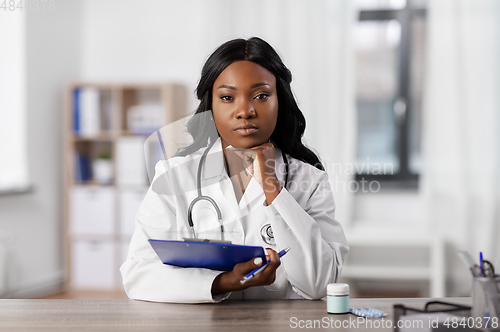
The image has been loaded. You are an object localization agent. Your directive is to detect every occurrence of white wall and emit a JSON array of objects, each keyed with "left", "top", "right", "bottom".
[
  {"left": 353, "top": 190, "right": 425, "bottom": 229},
  {"left": 81, "top": 0, "right": 211, "bottom": 112},
  {"left": 0, "top": 1, "right": 82, "bottom": 298}
]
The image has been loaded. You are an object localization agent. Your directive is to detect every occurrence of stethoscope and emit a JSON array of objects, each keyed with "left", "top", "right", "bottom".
[{"left": 187, "top": 139, "right": 289, "bottom": 244}]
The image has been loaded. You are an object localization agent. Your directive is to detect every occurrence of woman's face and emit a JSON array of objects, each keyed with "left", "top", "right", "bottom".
[{"left": 212, "top": 60, "right": 278, "bottom": 149}]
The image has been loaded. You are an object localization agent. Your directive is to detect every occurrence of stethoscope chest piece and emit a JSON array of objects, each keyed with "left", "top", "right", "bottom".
[{"left": 260, "top": 224, "right": 275, "bottom": 245}]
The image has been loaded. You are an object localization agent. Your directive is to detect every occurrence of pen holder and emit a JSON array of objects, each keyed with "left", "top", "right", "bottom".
[{"left": 472, "top": 275, "right": 500, "bottom": 330}]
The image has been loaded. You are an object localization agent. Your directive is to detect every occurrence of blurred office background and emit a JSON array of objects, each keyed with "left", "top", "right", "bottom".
[{"left": 0, "top": 0, "right": 499, "bottom": 299}]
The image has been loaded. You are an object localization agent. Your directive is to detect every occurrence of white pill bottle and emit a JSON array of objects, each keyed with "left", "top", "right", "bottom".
[{"left": 327, "top": 283, "right": 349, "bottom": 314}]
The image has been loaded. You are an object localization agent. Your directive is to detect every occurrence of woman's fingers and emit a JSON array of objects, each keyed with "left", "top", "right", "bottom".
[
  {"left": 225, "top": 147, "right": 256, "bottom": 177},
  {"left": 266, "top": 248, "right": 280, "bottom": 269},
  {"left": 211, "top": 246, "right": 281, "bottom": 295},
  {"left": 258, "top": 249, "right": 280, "bottom": 284},
  {"left": 225, "top": 146, "right": 245, "bottom": 159},
  {"left": 226, "top": 143, "right": 277, "bottom": 189},
  {"left": 232, "top": 249, "right": 280, "bottom": 288},
  {"left": 226, "top": 146, "right": 257, "bottom": 161}
]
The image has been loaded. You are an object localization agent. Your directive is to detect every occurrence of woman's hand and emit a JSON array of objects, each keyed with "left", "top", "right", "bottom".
[
  {"left": 211, "top": 249, "right": 280, "bottom": 297},
  {"left": 226, "top": 142, "right": 281, "bottom": 204}
]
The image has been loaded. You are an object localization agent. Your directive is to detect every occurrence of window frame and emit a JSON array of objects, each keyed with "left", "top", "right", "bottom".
[
  {"left": 0, "top": 10, "right": 31, "bottom": 195},
  {"left": 355, "top": 5, "right": 426, "bottom": 188}
]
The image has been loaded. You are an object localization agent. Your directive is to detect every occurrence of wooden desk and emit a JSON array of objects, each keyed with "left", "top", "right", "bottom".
[{"left": 0, "top": 297, "right": 471, "bottom": 331}]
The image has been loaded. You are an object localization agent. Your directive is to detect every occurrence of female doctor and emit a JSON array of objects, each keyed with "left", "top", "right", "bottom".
[{"left": 120, "top": 37, "right": 349, "bottom": 303}]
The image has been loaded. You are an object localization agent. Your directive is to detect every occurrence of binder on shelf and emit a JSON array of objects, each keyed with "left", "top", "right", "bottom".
[
  {"left": 74, "top": 152, "right": 91, "bottom": 182},
  {"left": 80, "top": 88, "right": 101, "bottom": 137},
  {"left": 73, "top": 88, "right": 101, "bottom": 137},
  {"left": 73, "top": 89, "right": 80, "bottom": 133},
  {"left": 99, "top": 90, "right": 113, "bottom": 132}
]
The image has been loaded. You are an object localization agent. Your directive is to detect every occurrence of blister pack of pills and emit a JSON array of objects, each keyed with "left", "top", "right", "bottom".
[{"left": 349, "top": 307, "right": 388, "bottom": 318}]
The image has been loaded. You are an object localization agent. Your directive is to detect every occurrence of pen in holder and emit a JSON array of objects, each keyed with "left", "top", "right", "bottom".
[{"left": 472, "top": 275, "right": 500, "bottom": 330}]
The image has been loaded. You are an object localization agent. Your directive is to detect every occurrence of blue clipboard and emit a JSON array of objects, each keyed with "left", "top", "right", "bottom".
[{"left": 148, "top": 239, "right": 266, "bottom": 271}]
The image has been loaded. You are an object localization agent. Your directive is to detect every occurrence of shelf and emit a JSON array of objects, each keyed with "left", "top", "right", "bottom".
[
  {"left": 69, "top": 234, "right": 117, "bottom": 242},
  {"left": 72, "top": 181, "right": 114, "bottom": 187},
  {"left": 63, "top": 82, "right": 187, "bottom": 291},
  {"left": 118, "top": 130, "right": 158, "bottom": 137},
  {"left": 72, "top": 132, "right": 116, "bottom": 142}
]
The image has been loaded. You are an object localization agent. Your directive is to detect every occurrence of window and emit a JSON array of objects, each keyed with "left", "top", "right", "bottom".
[
  {"left": 0, "top": 10, "right": 30, "bottom": 194},
  {"left": 354, "top": 0, "right": 426, "bottom": 187}
]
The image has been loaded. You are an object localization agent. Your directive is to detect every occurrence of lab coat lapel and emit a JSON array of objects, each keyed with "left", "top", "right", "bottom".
[
  {"left": 218, "top": 175, "right": 242, "bottom": 219},
  {"left": 238, "top": 177, "right": 263, "bottom": 216},
  {"left": 200, "top": 138, "right": 225, "bottom": 182},
  {"left": 199, "top": 138, "right": 243, "bottom": 219}
]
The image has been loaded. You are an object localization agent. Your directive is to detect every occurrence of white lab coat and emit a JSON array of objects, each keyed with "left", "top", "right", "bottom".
[{"left": 120, "top": 138, "right": 348, "bottom": 303}]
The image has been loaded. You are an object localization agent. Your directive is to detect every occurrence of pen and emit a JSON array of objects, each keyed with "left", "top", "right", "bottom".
[
  {"left": 240, "top": 247, "right": 291, "bottom": 285},
  {"left": 480, "top": 252, "right": 484, "bottom": 275}
]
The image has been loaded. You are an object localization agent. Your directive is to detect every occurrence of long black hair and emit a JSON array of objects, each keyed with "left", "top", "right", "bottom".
[{"left": 177, "top": 37, "right": 324, "bottom": 171}]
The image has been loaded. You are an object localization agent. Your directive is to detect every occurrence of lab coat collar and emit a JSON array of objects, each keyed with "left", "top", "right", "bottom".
[
  {"left": 200, "top": 137, "right": 226, "bottom": 181},
  {"left": 151, "top": 137, "right": 287, "bottom": 197},
  {"left": 151, "top": 138, "right": 225, "bottom": 195}
]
